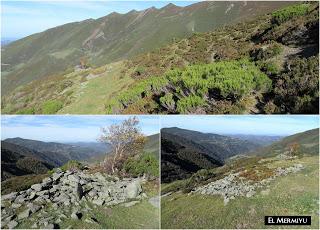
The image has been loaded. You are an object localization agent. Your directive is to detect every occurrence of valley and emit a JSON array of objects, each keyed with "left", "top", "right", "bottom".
[
  {"left": 160, "top": 125, "right": 319, "bottom": 229},
  {"left": 2, "top": 1, "right": 318, "bottom": 115}
]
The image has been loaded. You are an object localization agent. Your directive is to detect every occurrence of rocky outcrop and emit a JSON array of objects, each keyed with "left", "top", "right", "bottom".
[
  {"left": 1, "top": 169, "right": 146, "bottom": 229},
  {"left": 193, "top": 164, "right": 304, "bottom": 205}
]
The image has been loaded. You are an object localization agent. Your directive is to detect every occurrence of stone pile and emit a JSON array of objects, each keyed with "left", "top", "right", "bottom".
[
  {"left": 1, "top": 169, "right": 145, "bottom": 229},
  {"left": 193, "top": 164, "right": 304, "bottom": 205}
]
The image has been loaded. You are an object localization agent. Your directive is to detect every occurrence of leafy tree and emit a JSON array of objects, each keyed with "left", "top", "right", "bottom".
[{"left": 99, "top": 117, "right": 146, "bottom": 174}]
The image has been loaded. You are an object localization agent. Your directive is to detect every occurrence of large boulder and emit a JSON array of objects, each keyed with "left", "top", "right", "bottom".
[
  {"left": 125, "top": 180, "right": 142, "bottom": 199},
  {"left": 1, "top": 192, "right": 18, "bottom": 201},
  {"left": 31, "top": 184, "right": 42, "bottom": 192}
]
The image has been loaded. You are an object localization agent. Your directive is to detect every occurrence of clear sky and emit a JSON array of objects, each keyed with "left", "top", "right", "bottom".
[
  {"left": 1, "top": 0, "right": 199, "bottom": 38},
  {"left": 1, "top": 115, "right": 160, "bottom": 142},
  {"left": 160, "top": 115, "right": 319, "bottom": 136}
]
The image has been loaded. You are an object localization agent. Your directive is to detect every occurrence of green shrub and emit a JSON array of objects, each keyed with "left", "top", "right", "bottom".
[
  {"left": 61, "top": 160, "right": 84, "bottom": 172},
  {"left": 252, "top": 42, "right": 283, "bottom": 61},
  {"left": 160, "top": 93, "right": 176, "bottom": 112},
  {"left": 258, "top": 61, "right": 280, "bottom": 75},
  {"left": 176, "top": 95, "right": 206, "bottom": 113},
  {"left": 123, "top": 152, "right": 159, "bottom": 177},
  {"left": 41, "top": 100, "right": 63, "bottom": 114},
  {"left": 272, "top": 4, "right": 310, "bottom": 25},
  {"left": 107, "top": 59, "right": 272, "bottom": 114}
]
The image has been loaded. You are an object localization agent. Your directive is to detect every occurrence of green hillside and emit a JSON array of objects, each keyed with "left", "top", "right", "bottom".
[
  {"left": 2, "top": 1, "right": 293, "bottom": 95},
  {"left": 2, "top": 2, "right": 317, "bottom": 114},
  {"left": 254, "top": 128, "right": 319, "bottom": 156}
]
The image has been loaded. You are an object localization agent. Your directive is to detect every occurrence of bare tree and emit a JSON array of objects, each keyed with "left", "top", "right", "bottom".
[{"left": 99, "top": 117, "right": 146, "bottom": 174}]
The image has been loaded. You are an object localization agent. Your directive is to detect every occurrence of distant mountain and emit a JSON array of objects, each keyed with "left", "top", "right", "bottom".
[
  {"left": 3, "top": 138, "right": 107, "bottom": 166},
  {"left": 228, "top": 134, "right": 283, "bottom": 147},
  {"left": 253, "top": 128, "right": 319, "bottom": 156},
  {"left": 65, "top": 142, "right": 111, "bottom": 153},
  {"left": 1, "top": 141, "right": 54, "bottom": 181},
  {"left": 1, "top": 38, "right": 18, "bottom": 47},
  {"left": 144, "top": 134, "right": 160, "bottom": 157},
  {"left": 161, "top": 127, "right": 261, "bottom": 183},
  {"left": 1, "top": 1, "right": 295, "bottom": 94}
]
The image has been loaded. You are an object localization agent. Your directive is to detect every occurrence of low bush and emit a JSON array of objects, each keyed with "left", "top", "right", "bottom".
[
  {"left": 61, "top": 160, "right": 84, "bottom": 172},
  {"left": 123, "top": 152, "right": 159, "bottom": 178},
  {"left": 272, "top": 4, "right": 310, "bottom": 25},
  {"left": 106, "top": 59, "right": 272, "bottom": 114},
  {"left": 273, "top": 56, "right": 318, "bottom": 113}
]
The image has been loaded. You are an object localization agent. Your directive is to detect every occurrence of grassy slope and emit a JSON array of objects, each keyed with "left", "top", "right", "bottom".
[
  {"left": 58, "top": 62, "right": 133, "bottom": 114},
  {"left": 161, "top": 155, "right": 319, "bottom": 229},
  {"left": 255, "top": 128, "right": 319, "bottom": 156}
]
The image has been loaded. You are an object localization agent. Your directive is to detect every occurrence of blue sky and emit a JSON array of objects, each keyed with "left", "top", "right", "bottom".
[
  {"left": 160, "top": 115, "right": 319, "bottom": 136},
  {"left": 1, "top": 0, "right": 199, "bottom": 38},
  {"left": 1, "top": 115, "right": 160, "bottom": 142}
]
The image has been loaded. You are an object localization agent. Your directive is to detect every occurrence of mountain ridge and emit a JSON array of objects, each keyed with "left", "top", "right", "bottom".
[{"left": 1, "top": 1, "right": 296, "bottom": 94}]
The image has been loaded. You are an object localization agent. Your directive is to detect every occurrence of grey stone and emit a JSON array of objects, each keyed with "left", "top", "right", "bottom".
[
  {"left": 88, "top": 189, "right": 97, "bottom": 197},
  {"left": 44, "top": 223, "right": 55, "bottom": 229},
  {"left": 11, "top": 203, "right": 21, "bottom": 209},
  {"left": 68, "top": 174, "right": 80, "bottom": 183},
  {"left": 7, "top": 220, "right": 18, "bottom": 229},
  {"left": 17, "top": 208, "right": 31, "bottom": 220},
  {"left": 123, "top": 201, "right": 140, "bottom": 207},
  {"left": 148, "top": 196, "right": 160, "bottom": 208},
  {"left": 52, "top": 172, "right": 63, "bottom": 181},
  {"left": 1, "top": 192, "right": 18, "bottom": 201},
  {"left": 31, "top": 184, "right": 42, "bottom": 192},
  {"left": 27, "top": 203, "right": 41, "bottom": 213},
  {"left": 71, "top": 211, "right": 82, "bottom": 220},
  {"left": 29, "top": 192, "right": 37, "bottom": 200},
  {"left": 126, "top": 180, "right": 142, "bottom": 199},
  {"left": 75, "top": 183, "right": 83, "bottom": 200},
  {"left": 92, "top": 198, "right": 104, "bottom": 206}
]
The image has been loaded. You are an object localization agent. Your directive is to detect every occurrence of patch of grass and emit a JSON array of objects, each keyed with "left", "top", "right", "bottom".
[
  {"left": 59, "top": 61, "right": 134, "bottom": 114},
  {"left": 16, "top": 198, "right": 159, "bottom": 229},
  {"left": 41, "top": 100, "right": 63, "bottom": 114}
]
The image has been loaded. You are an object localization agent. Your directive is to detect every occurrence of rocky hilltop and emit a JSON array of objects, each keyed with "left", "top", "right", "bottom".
[{"left": 1, "top": 169, "right": 157, "bottom": 229}]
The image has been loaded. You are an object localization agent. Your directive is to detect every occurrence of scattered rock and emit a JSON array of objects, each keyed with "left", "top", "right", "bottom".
[{"left": 194, "top": 163, "right": 305, "bottom": 204}]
